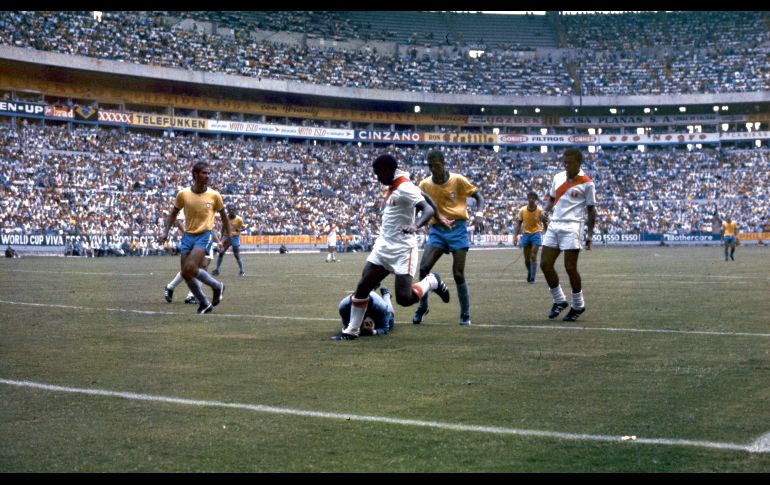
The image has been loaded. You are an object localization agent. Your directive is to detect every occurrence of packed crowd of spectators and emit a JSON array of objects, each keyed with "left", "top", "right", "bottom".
[
  {"left": 0, "top": 11, "right": 572, "bottom": 96},
  {"left": 1, "top": 122, "right": 767, "bottom": 250},
  {"left": 561, "top": 11, "right": 768, "bottom": 52},
  {"left": 1, "top": 11, "right": 767, "bottom": 96}
]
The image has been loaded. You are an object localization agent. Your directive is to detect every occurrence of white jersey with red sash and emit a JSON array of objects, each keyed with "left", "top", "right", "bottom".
[
  {"left": 549, "top": 169, "right": 596, "bottom": 223},
  {"left": 377, "top": 169, "right": 425, "bottom": 252},
  {"left": 326, "top": 224, "right": 338, "bottom": 246}
]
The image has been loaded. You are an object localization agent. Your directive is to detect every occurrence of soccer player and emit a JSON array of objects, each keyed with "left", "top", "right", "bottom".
[
  {"left": 159, "top": 162, "right": 231, "bottom": 314},
  {"left": 721, "top": 215, "right": 739, "bottom": 261},
  {"left": 212, "top": 206, "right": 246, "bottom": 277},
  {"left": 513, "top": 191, "right": 546, "bottom": 284},
  {"left": 331, "top": 153, "right": 450, "bottom": 341},
  {"left": 163, "top": 209, "right": 223, "bottom": 304},
  {"left": 337, "top": 287, "right": 395, "bottom": 337},
  {"left": 324, "top": 221, "right": 338, "bottom": 263},
  {"left": 413, "top": 149, "right": 484, "bottom": 326},
  {"left": 540, "top": 148, "right": 596, "bottom": 322}
]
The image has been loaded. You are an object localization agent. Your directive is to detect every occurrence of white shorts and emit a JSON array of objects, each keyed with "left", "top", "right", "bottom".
[
  {"left": 327, "top": 236, "right": 337, "bottom": 248},
  {"left": 366, "top": 240, "right": 419, "bottom": 276},
  {"left": 543, "top": 221, "right": 584, "bottom": 251}
]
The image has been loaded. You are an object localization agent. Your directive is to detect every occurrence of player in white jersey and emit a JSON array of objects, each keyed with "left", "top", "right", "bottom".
[
  {"left": 331, "top": 154, "right": 451, "bottom": 341},
  {"left": 325, "top": 222, "right": 338, "bottom": 262},
  {"left": 540, "top": 148, "right": 597, "bottom": 322}
]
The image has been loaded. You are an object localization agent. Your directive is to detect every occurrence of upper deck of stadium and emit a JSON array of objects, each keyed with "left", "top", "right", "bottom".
[{"left": 0, "top": 10, "right": 768, "bottom": 112}]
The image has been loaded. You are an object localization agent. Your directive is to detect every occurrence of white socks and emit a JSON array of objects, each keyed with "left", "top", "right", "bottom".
[
  {"left": 572, "top": 290, "right": 585, "bottom": 310},
  {"left": 167, "top": 272, "right": 184, "bottom": 289},
  {"left": 415, "top": 273, "right": 438, "bottom": 297},
  {"left": 550, "top": 285, "right": 568, "bottom": 304},
  {"left": 344, "top": 296, "right": 370, "bottom": 336}
]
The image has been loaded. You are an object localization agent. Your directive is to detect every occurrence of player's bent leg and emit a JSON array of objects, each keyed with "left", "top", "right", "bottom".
[
  {"left": 529, "top": 246, "right": 540, "bottom": 284},
  {"left": 540, "top": 246, "right": 561, "bottom": 288},
  {"left": 354, "top": 262, "right": 390, "bottom": 300},
  {"left": 414, "top": 245, "right": 443, "bottom": 323},
  {"left": 452, "top": 250, "right": 471, "bottom": 325},
  {"left": 562, "top": 249, "right": 585, "bottom": 321},
  {"left": 233, "top": 246, "right": 245, "bottom": 275},
  {"left": 563, "top": 250, "right": 582, "bottom": 293}
]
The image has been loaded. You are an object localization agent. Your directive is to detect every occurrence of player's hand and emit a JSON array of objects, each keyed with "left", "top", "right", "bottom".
[
  {"left": 438, "top": 215, "right": 454, "bottom": 229},
  {"left": 514, "top": 235, "right": 520, "bottom": 246},
  {"left": 401, "top": 224, "right": 420, "bottom": 234},
  {"left": 541, "top": 211, "right": 551, "bottom": 224},
  {"left": 159, "top": 234, "right": 167, "bottom": 244},
  {"left": 585, "top": 238, "right": 593, "bottom": 251}
]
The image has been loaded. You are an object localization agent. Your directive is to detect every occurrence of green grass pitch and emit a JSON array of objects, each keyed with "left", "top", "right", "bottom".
[{"left": 1, "top": 246, "right": 768, "bottom": 471}]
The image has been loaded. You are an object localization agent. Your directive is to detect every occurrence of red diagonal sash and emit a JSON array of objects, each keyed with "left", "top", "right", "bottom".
[
  {"left": 384, "top": 176, "right": 410, "bottom": 201},
  {"left": 553, "top": 175, "right": 591, "bottom": 206}
]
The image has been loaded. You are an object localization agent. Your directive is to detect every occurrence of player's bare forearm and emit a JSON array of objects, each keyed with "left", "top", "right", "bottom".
[
  {"left": 219, "top": 210, "right": 232, "bottom": 241},
  {"left": 402, "top": 201, "right": 435, "bottom": 234},
  {"left": 161, "top": 207, "right": 180, "bottom": 242},
  {"left": 471, "top": 191, "right": 485, "bottom": 214},
  {"left": 414, "top": 200, "right": 435, "bottom": 228},
  {"left": 585, "top": 205, "right": 597, "bottom": 250},
  {"left": 421, "top": 191, "right": 450, "bottom": 229}
]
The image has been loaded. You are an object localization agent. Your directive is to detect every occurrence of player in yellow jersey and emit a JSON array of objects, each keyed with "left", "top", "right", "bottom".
[
  {"left": 159, "top": 162, "right": 231, "bottom": 314},
  {"left": 414, "top": 149, "right": 484, "bottom": 326},
  {"left": 721, "top": 216, "right": 739, "bottom": 261},
  {"left": 164, "top": 208, "right": 223, "bottom": 305},
  {"left": 213, "top": 205, "right": 246, "bottom": 277},
  {"left": 513, "top": 191, "right": 546, "bottom": 284}
]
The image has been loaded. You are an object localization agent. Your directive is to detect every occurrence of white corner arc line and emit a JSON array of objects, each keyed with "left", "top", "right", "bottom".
[
  {"left": 1, "top": 300, "right": 768, "bottom": 337},
  {"left": 1, "top": 378, "right": 765, "bottom": 454}
]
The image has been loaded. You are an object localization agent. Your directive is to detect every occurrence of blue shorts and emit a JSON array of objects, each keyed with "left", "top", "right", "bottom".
[
  {"left": 427, "top": 220, "right": 470, "bottom": 253},
  {"left": 228, "top": 235, "right": 241, "bottom": 248},
  {"left": 520, "top": 232, "right": 542, "bottom": 248},
  {"left": 724, "top": 236, "right": 736, "bottom": 245},
  {"left": 180, "top": 231, "right": 214, "bottom": 254}
]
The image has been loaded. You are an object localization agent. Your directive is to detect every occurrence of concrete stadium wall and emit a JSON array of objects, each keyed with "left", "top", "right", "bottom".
[{"left": 2, "top": 45, "right": 767, "bottom": 109}]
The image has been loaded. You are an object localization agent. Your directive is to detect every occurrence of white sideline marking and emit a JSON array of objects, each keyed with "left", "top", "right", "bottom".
[
  {"left": 0, "top": 378, "right": 765, "bottom": 454},
  {"left": 749, "top": 432, "right": 770, "bottom": 453},
  {"left": 471, "top": 323, "right": 770, "bottom": 338},
  {"left": 3, "top": 269, "right": 150, "bottom": 277},
  {"left": 0, "top": 300, "right": 337, "bottom": 322},
  {"left": 1, "top": 300, "right": 767, "bottom": 337},
  {"left": 598, "top": 273, "right": 770, "bottom": 281}
]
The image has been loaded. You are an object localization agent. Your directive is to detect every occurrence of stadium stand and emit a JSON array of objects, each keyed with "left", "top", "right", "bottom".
[
  {"left": 0, "top": 11, "right": 768, "bottom": 254},
  {"left": 1, "top": 11, "right": 767, "bottom": 96},
  {"left": 1, "top": 122, "right": 767, "bottom": 245}
]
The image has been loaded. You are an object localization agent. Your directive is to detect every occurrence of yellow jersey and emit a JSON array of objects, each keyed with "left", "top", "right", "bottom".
[
  {"left": 418, "top": 173, "right": 478, "bottom": 225},
  {"left": 518, "top": 205, "right": 543, "bottom": 234},
  {"left": 174, "top": 187, "right": 224, "bottom": 234},
  {"left": 722, "top": 220, "right": 737, "bottom": 237},
  {"left": 228, "top": 215, "right": 245, "bottom": 236}
]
